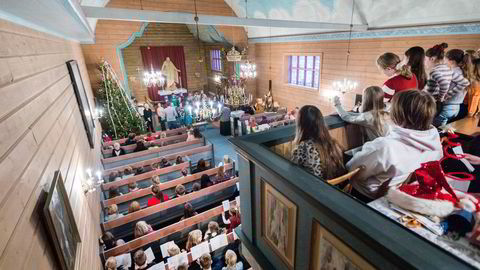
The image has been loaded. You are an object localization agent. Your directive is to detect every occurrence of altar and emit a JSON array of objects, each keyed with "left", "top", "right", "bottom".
[{"left": 156, "top": 88, "right": 188, "bottom": 103}]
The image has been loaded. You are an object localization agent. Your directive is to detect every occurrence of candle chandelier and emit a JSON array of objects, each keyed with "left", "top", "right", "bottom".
[
  {"left": 239, "top": 0, "right": 257, "bottom": 79},
  {"left": 332, "top": 0, "right": 357, "bottom": 94},
  {"left": 143, "top": 70, "right": 165, "bottom": 87}
]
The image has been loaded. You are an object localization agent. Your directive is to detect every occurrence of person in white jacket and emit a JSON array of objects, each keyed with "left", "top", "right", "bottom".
[
  {"left": 347, "top": 90, "right": 443, "bottom": 201},
  {"left": 334, "top": 86, "right": 391, "bottom": 143}
]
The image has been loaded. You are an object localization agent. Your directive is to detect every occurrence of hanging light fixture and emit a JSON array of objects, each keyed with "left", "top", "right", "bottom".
[
  {"left": 143, "top": 70, "right": 165, "bottom": 88},
  {"left": 239, "top": 0, "right": 257, "bottom": 79},
  {"left": 332, "top": 0, "right": 358, "bottom": 94},
  {"left": 226, "top": 0, "right": 242, "bottom": 62}
]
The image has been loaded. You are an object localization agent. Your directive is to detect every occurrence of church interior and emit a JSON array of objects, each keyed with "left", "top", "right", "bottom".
[{"left": 1, "top": 0, "right": 480, "bottom": 269}]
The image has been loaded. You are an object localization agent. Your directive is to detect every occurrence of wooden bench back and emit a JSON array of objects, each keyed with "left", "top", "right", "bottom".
[
  {"left": 102, "top": 133, "right": 188, "bottom": 156},
  {"left": 104, "top": 200, "right": 237, "bottom": 257},
  {"left": 102, "top": 144, "right": 214, "bottom": 177},
  {"left": 101, "top": 138, "right": 205, "bottom": 169},
  {"left": 103, "top": 178, "right": 238, "bottom": 230},
  {"left": 102, "top": 163, "right": 234, "bottom": 207},
  {"left": 103, "top": 127, "right": 188, "bottom": 147}
]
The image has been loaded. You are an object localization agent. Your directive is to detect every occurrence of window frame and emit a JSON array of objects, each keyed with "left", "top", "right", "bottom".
[
  {"left": 285, "top": 54, "right": 322, "bottom": 90},
  {"left": 210, "top": 49, "right": 222, "bottom": 72}
]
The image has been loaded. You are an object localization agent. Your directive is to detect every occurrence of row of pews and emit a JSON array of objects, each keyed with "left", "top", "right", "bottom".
[{"left": 98, "top": 127, "right": 247, "bottom": 270}]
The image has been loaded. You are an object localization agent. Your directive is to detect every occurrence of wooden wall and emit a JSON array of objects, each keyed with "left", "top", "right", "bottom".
[
  {"left": 123, "top": 23, "right": 212, "bottom": 101},
  {"left": 255, "top": 34, "right": 480, "bottom": 114},
  {"left": 81, "top": 0, "right": 247, "bottom": 96},
  {"left": 0, "top": 19, "right": 103, "bottom": 269}
]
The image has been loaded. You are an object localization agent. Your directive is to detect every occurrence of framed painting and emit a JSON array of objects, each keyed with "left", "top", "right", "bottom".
[
  {"left": 66, "top": 60, "right": 95, "bottom": 148},
  {"left": 261, "top": 180, "right": 297, "bottom": 269},
  {"left": 311, "top": 221, "right": 375, "bottom": 270},
  {"left": 43, "top": 171, "right": 81, "bottom": 270}
]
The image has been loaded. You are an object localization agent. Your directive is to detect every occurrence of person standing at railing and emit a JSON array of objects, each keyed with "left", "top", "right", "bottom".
[{"left": 156, "top": 103, "right": 167, "bottom": 131}]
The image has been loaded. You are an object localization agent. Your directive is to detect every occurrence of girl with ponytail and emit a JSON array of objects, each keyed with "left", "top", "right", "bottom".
[
  {"left": 377, "top": 52, "right": 418, "bottom": 101},
  {"left": 405, "top": 46, "right": 428, "bottom": 90},
  {"left": 432, "top": 49, "right": 472, "bottom": 126},
  {"left": 468, "top": 59, "right": 480, "bottom": 116}
]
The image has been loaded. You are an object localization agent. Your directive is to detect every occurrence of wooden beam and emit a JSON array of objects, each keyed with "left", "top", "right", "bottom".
[
  {"left": 82, "top": 7, "right": 369, "bottom": 31},
  {"left": 102, "top": 144, "right": 213, "bottom": 176},
  {"left": 103, "top": 178, "right": 238, "bottom": 230},
  {"left": 104, "top": 200, "right": 237, "bottom": 257},
  {"left": 102, "top": 163, "right": 233, "bottom": 206}
]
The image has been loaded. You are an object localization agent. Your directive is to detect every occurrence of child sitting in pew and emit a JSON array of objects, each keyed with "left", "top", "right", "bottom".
[
  {"left": 105, "top": 204, "right": 123, "bottom": 221},
  {"left": 334, "top": 86, "right": 390, "bottom": 142},
  {"left": 134, "top": 221, "right": 154, "bottom": 238},
  {"left": 222, "top": 250, "right": 243, "bottom": 270},
  {"left": 134, "top": 140, "right": 148, "bottom": 152},
  {"left": 213, "top": 166, "right": 230, "bottom": 184},
  {"left": 144, "top": 132, "right": 157, "bottom": 142},
  {"left": 185, "top": 229, "right": 203, "bottom": 252},
  {"left": 132, "top": 249, "right": 156, "bottom": 270},
  {"left": 112, "top": 142, "right": 126, "bottom": 157},
  {"left": 104, "top": 257, "right": 117, "bottom": 270},
  {"left": 175, "top": 155, "right": 184, "bottom": 165},
  {"left": 176, "top": 184, "right": 186, "bottom": 197},
  {"left": 198, "top": 253, "right": 213, "bottom": 270},
  {"left": 181, "top": 203, "right": 198, "bottom": 220},
  {"left": 123, "top": 166, "right": 134, "bottom": 179},
  {"left": 291, "top": 105, "right": 347, "bottom": 180},
  {"left": 222, "top": 207, "right": 241, "bottom": 233},
  {"left": 347, "top": 90, "right": 443, "bottom": 202},
  {"left": 109, "top": 187, "right": 122, "bottom": 199},
  {"left": 101, "top": 231, "right": 124, "bottom": 250},
  {"left": 167, "top": 243, "right": 181, "bottom": 257},
  {"left": 124, "top": 133, "right": 137, "bottom": 145},
  {"left": 201, "top": 174, "right": 213, "bottom": 189},
  {"left": 204, "top": 221, "right": 225, "bottom": 241},
  {"left": 160, "top": 158, "right": 171, "bottom": 168},
  {"left": 147, "top": 184, "right": 169, "bottom": 207},
  {"left": 129, "top": 201, "right": 141, "bottom": 214},
  {"left": 193, "top": 159, "right": 209, "bottom": 174},
  {"left": 108, "top": 171, "right": 118, "bottom": 182},
  {"left": 128, "top": 182, "right": 139, "bottom": 193},
  {"left": 151, "top": 175, "right": 161, "bottom": 185},
  {"left": 192, "top": 182, "right": 201, "bottom": 192}
]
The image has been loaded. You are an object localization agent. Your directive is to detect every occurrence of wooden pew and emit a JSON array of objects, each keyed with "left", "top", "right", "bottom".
[
  {"left": 103, "top": 178, "right": 238, "bottom": 230},
  {"left": 102, "top": 163, "right": 190, "bottom": 192},
  {"left": 102, "top": 133, "right": 188, "bottom": 157},
  {"left": 104, "top": 200, "right": 237, "bottom": 258},
  {"left": 102, "top": 138, "right": 206, "bottom": 169},
  {"left": 103, "top": 127, "right": 188, "bottom": 147},
  {"left": 101, "top": 145, "right": 215, "bottom": 179},
  {"left": 103, "top": 163, "right": 234, "bottom": 207}
]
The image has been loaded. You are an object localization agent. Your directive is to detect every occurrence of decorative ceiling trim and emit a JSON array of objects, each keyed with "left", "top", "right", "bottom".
[
  {"left": 116, "top": 22, "right": 149, "bottom": 96},
  {"left": 249, "top": 23, "right": 480, "bottom": 43}
]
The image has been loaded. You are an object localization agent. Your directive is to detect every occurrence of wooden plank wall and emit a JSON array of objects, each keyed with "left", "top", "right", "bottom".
[
  {"left": 81, "top": 0, "right": 247, "bottom": 96},
  {"left": 123, "top": 23, "right": 210, "bottom": 101},
  {"left": 254, "top": 34, "right": 480, "bottom": 114},
  {"left": 0, "top": 19, "right": 103, "bottom": 269}
]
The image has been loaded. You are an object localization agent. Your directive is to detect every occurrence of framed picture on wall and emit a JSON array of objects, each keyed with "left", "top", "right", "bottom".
[
  {"left": 66, "top": 60, "right": 95, "bottom": 148},
  {"left": 261, "top": 180, "right": 297, "bottom": 269},
  {"left": 43, "top": 171, "right": 81, "bottom": 270},
  {"left": 311, "top": 220, "right": 374, "bottom": 270}
]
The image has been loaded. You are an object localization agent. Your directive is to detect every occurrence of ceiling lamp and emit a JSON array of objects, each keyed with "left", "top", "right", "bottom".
[
  {"left": 332, "top": 0, "right": 357, "bottom": 95},
  {"left": 143, "top": 70, "right": 164, "bottom": 87},
  {"left": 240, "top": 61, "right": 256, "bottom": 79},
  {"left": 227, "top": 46, "right": 242, "bottom": 62}
]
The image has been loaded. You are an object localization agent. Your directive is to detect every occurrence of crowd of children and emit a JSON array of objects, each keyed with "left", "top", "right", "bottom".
[{"left": 292, "top": 44, "right": 480, "bottom": 203}]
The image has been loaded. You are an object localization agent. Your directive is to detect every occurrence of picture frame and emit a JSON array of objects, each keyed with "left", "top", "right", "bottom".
[
  {"left": 43, "top": 171, "right": 82, "bottom": 270},
  {"left": 66, "top": 60, "right": 95, "bottom": 148},
  {"left": 310, "top": 220, "right": 374, "bottom": 270},
  {"left": 261, "top": 180, "right": 297, "bottom": 269}
]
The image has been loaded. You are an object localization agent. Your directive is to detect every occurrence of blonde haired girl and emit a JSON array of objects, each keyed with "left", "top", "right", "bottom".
[
  {"left": 334, "top": 86, "right": 390, "bottom": 142},
  {"left": 377, "top": 52, "right": 418, "bottom": 101},
  {"left": 134, "top": 221, "right": 153, "bottom": 238}
]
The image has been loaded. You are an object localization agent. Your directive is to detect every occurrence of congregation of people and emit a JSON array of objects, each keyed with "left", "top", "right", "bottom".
[{"left": 292, "top": 43, "right": 480, "bottom": 202}]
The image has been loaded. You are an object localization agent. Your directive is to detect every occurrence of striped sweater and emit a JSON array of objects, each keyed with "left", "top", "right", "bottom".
[
  {"left": 425, "top": 64, "right": 453, "bottom": 102},
  {"left": 444, "top": 66, "right": 470, "bottom": 104}
]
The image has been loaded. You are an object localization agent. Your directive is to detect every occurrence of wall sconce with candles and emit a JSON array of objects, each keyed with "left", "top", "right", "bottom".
[{"left": 83, "top": 168, "right": 104, "bottom": 193}]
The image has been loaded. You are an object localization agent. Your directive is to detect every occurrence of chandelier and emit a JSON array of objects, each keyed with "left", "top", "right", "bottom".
[
  {"left": 226, "top": 46, "right": 242, "bottom": 62},
  {"left": 240, "top": 61, "right": 257, "bottom": 79},
  {"left": 143, "top": 70, "right": 164, "bottom": 87},
  {"left": 333, "top": 78, "right": 358, "bottom": 94}
]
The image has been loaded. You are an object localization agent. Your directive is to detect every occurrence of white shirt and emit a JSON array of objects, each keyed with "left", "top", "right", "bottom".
[
  {"left": 164, "top": 106, "right": 178, "bottom": 122},
  {"left": 157, "top": 106, "right": 166, "bottom": 120}
]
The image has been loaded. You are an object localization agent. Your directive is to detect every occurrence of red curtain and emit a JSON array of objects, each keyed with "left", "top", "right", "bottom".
[{"left": 140, "top": 46, "right": 188, "bottom": 101}]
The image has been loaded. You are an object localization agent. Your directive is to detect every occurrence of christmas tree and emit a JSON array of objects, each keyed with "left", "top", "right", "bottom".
[{"left": 96, "top": 61, "right": 145, "bottom": 139}]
